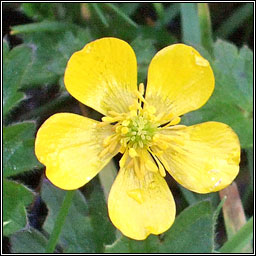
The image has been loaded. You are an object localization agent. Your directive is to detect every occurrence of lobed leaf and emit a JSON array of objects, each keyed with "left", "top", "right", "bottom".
[
  {"left": 3, "top": 179, "right": 34, "bottom": 236},
  {"left": 41, "top": 177, "right": 115, "bottom": 253},
  {"left": 3, "top": 122, "right": 42, "bottom": 177},
  {"left": 18, "top": 25, "right": 92, "bottom": 88},
  {"left": 182, "top": 40, "right": 253, "bottom": 148},
  {"left": 3, "top": 44, "right": 33, "bottom": 118},
  {"left": 105, "top": 200, "right": 214, "bottom": 253},
  {"left": 10, "top": 228, "right": 48, "bottom": 253}
]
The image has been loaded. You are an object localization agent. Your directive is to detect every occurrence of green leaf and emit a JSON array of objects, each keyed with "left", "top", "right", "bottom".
[
  {"left": 105, "top": 235, "right": 159, "bottom": 253},
  {"left": 41, "top": 178, "right": 115, "bottom": 253},
  {"left": 106, "top": 200, "right": 214, "bottom": 253},
  {"left": 180, "top": 3, "right": 201, "bottom": 45},
  {"left": 19, "top": 26, "right": 92, "bottom": 88},
  {"left": 159, "top": 200, "right": 214, "bottom": 253},
  {"left": 131, "top": 37, "right": 157, "bottom": 83},
  {"left": 11, "top": 21, "right": 74, "bottom": 35},
  {"left": 3, "top": 44, "right": 32, "bottom": 118},
  {"left": 219, "top": 217, "right": 253, "bottom": 253},
  {"left": 84, "top": 177, "right": 116, "bottom": 249},
  {"left": 3, "top": 39, "right": 9, "bottom": 59},
  {"left": 182, "top": 40, "right": 253, "bottom": 148},
  {"left": 21, "top": 3, "right": 82, "bottom": 24},
  {"left": 197, "top": 3, "right": 213, "bottom": 56},
  {"left": 3, "top": 122, "right": 41, "bottom": 177},
  {"left": 21, "top": 3, "right": 57, "bottom": 21},
  {"left": 3, "top": 179, "right": 34, "bottom": 236},
  {"left": 10, "top": 228, "right": 48, "bottom": 253}
]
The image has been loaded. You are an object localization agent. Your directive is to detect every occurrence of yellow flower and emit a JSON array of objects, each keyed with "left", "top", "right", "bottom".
[{"left": 35, "top": 38, "right": 240, "bottom": 240}]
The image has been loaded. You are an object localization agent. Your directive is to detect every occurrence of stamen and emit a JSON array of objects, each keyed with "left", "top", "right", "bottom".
[
  {"left": 122, "top": 120, "right": 130, "bottom": 126},
  {"left": 148, "top": 148, "right": 166, "bottom": 177},
  {"left": 119, "top": 149, "right": 129, "bottom": 168},
  {"left": 121, "top": 127, "right": 129, "bottom": 134},
  {"left": 139, "top": 83, "right": 145, "bottom": 95},
  {"left": 102, "top": 116, "right": 121, "bottom": 123},
  {"left": 162, "top": 116, "right": 181, "bottom": 128}
]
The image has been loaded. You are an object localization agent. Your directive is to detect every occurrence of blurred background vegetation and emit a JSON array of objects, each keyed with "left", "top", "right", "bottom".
[{"left": 3, "top": 3, "right": 253, "bottom": 253}]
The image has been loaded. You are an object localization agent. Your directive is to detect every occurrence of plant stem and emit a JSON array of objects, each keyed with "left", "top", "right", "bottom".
[
  {"left": 180, "top": 3, "right": 201, "bottom": 45},
  {"left": 197, "top": 3, "right": 214, "bottom": 57},
  {"left": 219, "top": 182, "right": 252, "bottom": 253},
  {"left": 45, "top": 190, "right": 75, "bottom": 253}
]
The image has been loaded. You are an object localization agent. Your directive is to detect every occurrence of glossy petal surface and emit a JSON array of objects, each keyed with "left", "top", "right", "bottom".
[
  {"left": 108, "top": 164, "right": 176, "bottom": 240},
  {"left": 64, "top": 37, "right": 137, "bottom": 116},
  {"left": 146, "top": 44, "right": 214, "bottom": 123},
  {"left": 35, "top": 113, "right": 117, "bottom": 190},
  {"left": 157, "top": 122, "right": 240, "bottom": 193}
]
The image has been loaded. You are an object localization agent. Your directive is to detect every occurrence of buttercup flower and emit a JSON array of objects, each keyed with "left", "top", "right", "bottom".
[{"left": 35, "top": 37, "right": 240, "bottom": 240}]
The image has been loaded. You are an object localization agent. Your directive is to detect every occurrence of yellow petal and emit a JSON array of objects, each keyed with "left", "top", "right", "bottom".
[
  {"left": 158, "top": 122, "right": 240, "bottom": 193},
  {"left": 108, "top": 163, "right": 176, "bottom": 240},
  {"left": 145, "top": 44, "right": 214, "bottom": 123},
  {"left": 35, "top": 113, "right": 117, "bottom": 190},
  {"left": 64, "top": 37, "right": 137, "bottom": 116}
]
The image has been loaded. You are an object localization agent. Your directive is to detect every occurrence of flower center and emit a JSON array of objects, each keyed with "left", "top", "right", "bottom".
[{"left": 117, "top": 112, "right": 157, "bottom": 150}]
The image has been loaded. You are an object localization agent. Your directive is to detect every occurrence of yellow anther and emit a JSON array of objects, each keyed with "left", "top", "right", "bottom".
[
  {"left": 162, "top": 116, "right": 182, "bottom": 128},
  {"left": 102, "top": 116, "right": 112, "bottom": 122},
  {"left": 157, "top": 112, "right": 174, "bottom": 123},
  {"left": 135, "top": 90, "right": 146, "bottom": 103},
  {"left": 102, "top": 116, "right": 119, "bottom": 123},
  {"left": 170, "top": 116, "right": 181, "bottom": 125},
  {"left": 115, "top": 125, "right": 122, "bottom": 133},
  {"left": 119, "top": 145, "right": 126, "bottom": 154},
  {"left": 139, "top": 83, "right": 145, "bottom": 95},
  {"left": 158, "top": 163, "right": 166, "bottom": 177},
  {"left": 121, "top": 127, "right": 129, "bottom": 135},
  {"left": 119, "top": 150, "right": 129, "bottom": 168},
  {"left": 97, "top": 122, "right": 110, "bottom": 127},
  {"left": 148, "top": 149, "right": 166, "bottom": 177},
  {"left": 129, "top": 148, "right": 138, "bottom": 158},
  {"left": 122, "top": 120, "right": 130, "bottom": 126}
]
